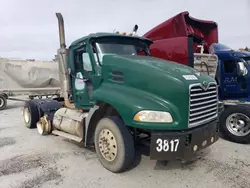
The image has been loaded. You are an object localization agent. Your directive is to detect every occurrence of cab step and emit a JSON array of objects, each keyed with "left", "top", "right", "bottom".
[{"left": 52, "top": 130, "right": 83, "bottom": 143}]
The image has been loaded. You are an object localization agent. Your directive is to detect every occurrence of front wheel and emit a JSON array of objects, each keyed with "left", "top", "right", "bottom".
[
  {"left": 219, "top": 105, "right": 250, "bottom": 144},
  {"left": 94, "top": 116, "right": 135, "bottom": 173}
]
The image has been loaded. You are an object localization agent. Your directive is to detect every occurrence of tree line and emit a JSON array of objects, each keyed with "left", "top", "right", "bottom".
[{"left": 239, "top": 47, "right": 250, "bottom": 52}]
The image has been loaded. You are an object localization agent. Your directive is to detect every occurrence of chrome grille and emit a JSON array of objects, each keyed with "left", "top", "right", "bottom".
[{"left": 189, "top": 82, "right": 218, "bottom": 128}]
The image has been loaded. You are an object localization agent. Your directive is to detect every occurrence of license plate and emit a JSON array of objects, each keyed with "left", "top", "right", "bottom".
[{"left": 155, "top": 138, "right": 180, "bottom": 152}]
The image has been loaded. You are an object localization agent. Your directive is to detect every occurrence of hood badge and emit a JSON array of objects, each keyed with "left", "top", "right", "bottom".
[
  {"left": 182, "top": 75, "right": 198, "bottom": 80},
  {"left": 201, "top": 81, "right": 209, "bottom": 91}
]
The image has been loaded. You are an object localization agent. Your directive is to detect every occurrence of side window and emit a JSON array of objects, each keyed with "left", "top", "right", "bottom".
[
  {"left": 223, "top": 60, "right": 236, "bottom": 73},
  {"left": 74, "top": 44, "right": 93, "bottom": 72},
  {"left": 82, "top": 52, "right": 92, "bottom": 72}
]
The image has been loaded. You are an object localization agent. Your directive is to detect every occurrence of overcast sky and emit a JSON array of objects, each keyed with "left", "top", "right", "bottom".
[{"left": 0, "top": 0, "right": 250, "bottom": 61}]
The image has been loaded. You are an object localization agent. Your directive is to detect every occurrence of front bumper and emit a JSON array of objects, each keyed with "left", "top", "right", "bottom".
[{"left": 150, "top": 120, "right": 219, "bottom": 160}]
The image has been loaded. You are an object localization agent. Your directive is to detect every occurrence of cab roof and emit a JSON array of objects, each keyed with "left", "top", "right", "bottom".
[{"left": 69, "top": 32, "right": 153, "bottom": 47}]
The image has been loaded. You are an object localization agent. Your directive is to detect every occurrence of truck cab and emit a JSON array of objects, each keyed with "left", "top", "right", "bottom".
[
  {"left": 209, "top": 43, "right": 249, "bottom": 100},
  {"left": 68, "top": 33, "right": 152, "bottom": 110}
]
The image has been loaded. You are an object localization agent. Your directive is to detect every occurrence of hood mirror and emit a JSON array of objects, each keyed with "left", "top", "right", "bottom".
[{"left": 237, "top": 61, "right": 248, "bottom": 76}]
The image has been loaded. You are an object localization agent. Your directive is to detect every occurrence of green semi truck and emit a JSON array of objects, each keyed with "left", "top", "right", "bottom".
[{"left": 23, "top": 13, "right": 220, "bottom": 173}]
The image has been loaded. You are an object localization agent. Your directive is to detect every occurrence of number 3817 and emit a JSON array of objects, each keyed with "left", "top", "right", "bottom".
[{"left": 156, "top": 138, "right": 179, "bottom": 152}]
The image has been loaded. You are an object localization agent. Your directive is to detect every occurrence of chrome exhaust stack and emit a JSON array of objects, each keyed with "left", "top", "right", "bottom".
[
  {"left": 132, "top": 24, "right": 138, "bottom": 36},
  {"left": 55, "top": 13, "right": 75, "bottom": 109},
  {"left": 56, "top": 13, "right": 66, "bottom": 49}
]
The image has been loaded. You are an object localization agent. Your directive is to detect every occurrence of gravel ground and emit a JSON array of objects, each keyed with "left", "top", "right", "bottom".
[{"left": 0, "top": 100, "right": 250, "bottom": 188}]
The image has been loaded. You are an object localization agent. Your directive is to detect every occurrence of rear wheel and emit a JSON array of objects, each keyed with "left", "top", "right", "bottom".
[
  {"left": 219, "top": 105, "right": 250, "bottom": 144},
  {"left": 94, "top": 116, "right": 135, "bottom": 173},
  {"left": 0, "top": 94, "right": 7, "bottom": 111},
  {"left": 23, "top": 101, "right": 40, "bottom": 129}
]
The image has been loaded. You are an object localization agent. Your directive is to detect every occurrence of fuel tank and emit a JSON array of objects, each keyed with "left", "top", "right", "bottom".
[{"left": 52, "top": 108, "right": 88, "bottom": 138}]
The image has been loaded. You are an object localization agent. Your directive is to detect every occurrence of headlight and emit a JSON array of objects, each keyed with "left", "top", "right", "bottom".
[{"left": 133, "top": 110, "right": 173, "bottom": 123}]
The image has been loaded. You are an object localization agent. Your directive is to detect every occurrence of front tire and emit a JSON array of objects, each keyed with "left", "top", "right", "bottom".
[
  {"left": 94, "top": 116, "right": 135, "bottom": 173},
  {"left": 219, "top": 104, "right": 250, "bottom": 144}
]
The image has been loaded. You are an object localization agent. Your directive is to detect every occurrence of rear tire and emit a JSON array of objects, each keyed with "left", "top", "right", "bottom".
[
  {"left": 219, "top": 104, "right": 250, "bottom": 144},
  {"left": 94, "top": 116, "right": 135, "bottom": 173},
  {"left": 23, "top": 101, "right": 40, "bottom": 129},
  {"left": 0, "top": 95, "right": 7, "bottom": 111}
]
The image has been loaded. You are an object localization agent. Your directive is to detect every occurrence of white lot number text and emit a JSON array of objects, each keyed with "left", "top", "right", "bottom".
[{"left": 156, "top": 138, "right": 180, "bottom": 152}]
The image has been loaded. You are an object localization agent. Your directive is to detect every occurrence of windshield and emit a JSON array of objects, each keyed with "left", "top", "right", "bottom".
[{"left": 91, "top": 37, "right": 150, "bottom": 64}]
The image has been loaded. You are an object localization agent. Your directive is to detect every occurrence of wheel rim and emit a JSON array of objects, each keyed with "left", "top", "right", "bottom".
[
  {"left": 98, "top": 129, "right": 118, "bottom": 162},
  {"left": 37, "top": 116, "right": 51, "bottom": 135},
  {"left": 0, "top": 98, "right": 4, "bottom": 108},
  {"left": 37, "top": 121, "right": 44, "bottom": 134},
  {"left": 226, "top": 113, "right": 250, "bottom": 136},
  {"left": 24, "top": 108, "right": 31, "bottom": 123}
]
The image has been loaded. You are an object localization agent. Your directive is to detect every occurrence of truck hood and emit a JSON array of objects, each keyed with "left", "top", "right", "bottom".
[
  {"left": 102, "top": 54, "right": 214, "bottom": 84},
  {"left": 100, "top": 54, "right": 216, "bottom": 129}
]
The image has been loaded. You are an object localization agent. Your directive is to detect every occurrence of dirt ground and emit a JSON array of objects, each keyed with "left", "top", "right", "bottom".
[{"left": 0, "top": 100, "right": 250, "bottom": 188}]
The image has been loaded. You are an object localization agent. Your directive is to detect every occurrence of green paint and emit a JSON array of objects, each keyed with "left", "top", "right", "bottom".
[{"left": 67, "top": 33, "right": 216, "bottom": 130}]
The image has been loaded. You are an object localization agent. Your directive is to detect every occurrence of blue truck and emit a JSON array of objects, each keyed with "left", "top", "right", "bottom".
[{"left": 210, "top": 43, "right": 250, "bottom": 143}]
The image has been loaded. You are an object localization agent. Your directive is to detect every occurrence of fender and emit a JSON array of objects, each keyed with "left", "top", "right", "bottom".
[{"left": 91, "top": 83, "right": 182, "bottom": 130}]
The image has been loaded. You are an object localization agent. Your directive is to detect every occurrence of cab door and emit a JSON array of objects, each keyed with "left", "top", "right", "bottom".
[{"left": 72, "top": 44, "right": 95, "bottom": 110}]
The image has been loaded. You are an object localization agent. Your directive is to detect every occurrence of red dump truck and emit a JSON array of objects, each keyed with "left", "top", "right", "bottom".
[{"left": 143, "top": 11, "right": 219, "bottom": 72}]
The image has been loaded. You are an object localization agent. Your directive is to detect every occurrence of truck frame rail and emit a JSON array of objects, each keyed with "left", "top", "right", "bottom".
[{"left": 0, "top": 87, "right": 61, "bottom": 111}]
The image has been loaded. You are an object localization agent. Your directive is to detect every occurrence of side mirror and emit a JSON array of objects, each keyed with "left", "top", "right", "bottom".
[{"left": 237, "top": 62, "right": 248, "bottom": 76}]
